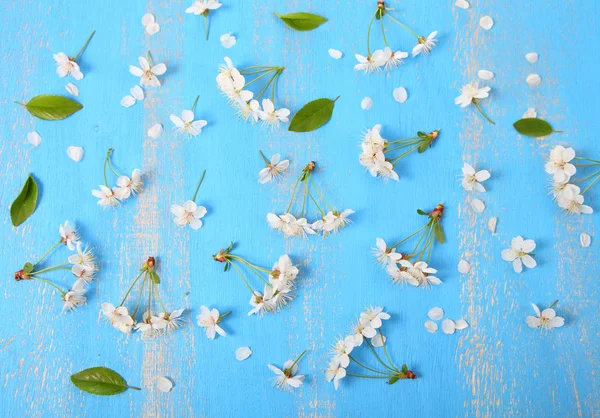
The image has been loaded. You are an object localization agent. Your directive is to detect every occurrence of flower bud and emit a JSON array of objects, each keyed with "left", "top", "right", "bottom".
[
  {"left": 14, "top": 270, "right": 30, "bottom": 281},
  {"left": 429, "top": 203, "right": 445, "bottom": 219}
]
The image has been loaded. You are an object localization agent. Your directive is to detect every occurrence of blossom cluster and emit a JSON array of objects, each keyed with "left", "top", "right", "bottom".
[
  {"left": 359, "top": 124, "right": 439, "bottom": 182},
  {"left": 546, "top": 145, "right": 594, "bottom": 215},
  {"left": 14, "top": 221, "right": 97, "bottom": 313},
  {"left": 92, "top": 148, "right": 143, "bottom": 208},
  {"left": 217, "top": 57, "right": 290, "bottom": 128},
  {"left": 325, "top": 307, "right": 415, "bottom": 390}
]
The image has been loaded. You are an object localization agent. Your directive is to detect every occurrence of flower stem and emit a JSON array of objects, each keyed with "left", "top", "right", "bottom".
[
  {"left": 191, "top": 95, "right": 200, "bottom": 113},
  {"left": 390, "top": 144, "right": 420, "bottom": 165},
  {"left": 131, "top": 277, "right": 147, "bottom": 317},
  {"left": 74, "top": 30, "right": 96, "bottom": 61},
  {"left": 548, "top": 299, "right": 559, "bottom": 309},
  {"left": 366, "top": 11, "right": 378, "bottom": 56},
  {"left": 574, "top": 157, "right": 600, "bottom": 164},
  {"left": 192, "top": 170, "right": 206, "bottom": 202},
  {"left": 243, "top": 69, "right": 277, "bottom": 89},
  {"left": 153, "top": 281, "right": 167, "bottom": 313},
  {"left": 30, "top": 262, "right": 71, "bottom": 275},
  {"left": 230, "top": 261, "right": 256, "bottom": 295},
  {"left": 259, "top": 150, "right": 270, "bottom": 165},
  {"left": 310, "top": 178, "right": 335, "bottom": 212},
  {"left": 285, "top": 177, "right": 302, "bottom": 213},
  {"left": 147, "top": 50, "right": 153, "bottom": 65},
  {"left": 380, "top": 14, "right": 389, "bottom": 47},
  {"left": 581, "top": 173, "right": 600, "bottom": 195},
  {"left": 218, "top": 311, "right": 232, "bottom": 322},
  {"left": 204, "top": 15, "right": 209, "bottom": 41},
  {"left": 288, "top": 349, "right": 307, "bottom": 372},
  {"left": 119, "top": 271, "right": 145, "bottom": 307},
  {"left": 365, "top": 338, "right": 396, "bottom": 373},
  {"left": 126, "top": 385, "right": 142, "bottom": 391},
  {"left": 385, "top": 14, "right": 419, "bottom": 38},
  {"left": 389, "top": 223, "right": 428, "bottom": 250},
  {"left": 31, "top": 276, "right": 66, "bottom": 296},
  {"left": 103, "top": 148, "right": 115, "bottom": 187},
  {"left": 574, "top": 169, "right": 600, "bottom": 187},
  {"left": 378, "top": 330, "right": 398, "bottom": 370},
  {"left": 33, "top": 240, "right": 63, "bottom": 268},
  {"left": 346, "top": 373, "right": 390, "bottom": 379},
  {"left": 308, "top": 192, "right": 326, "bottom": 217},
  {"left": 349, "top": 355, "right": 388, "bottom": 375},
  {"left": 473, "top": 100, "right": 496, "bottom": 125}
]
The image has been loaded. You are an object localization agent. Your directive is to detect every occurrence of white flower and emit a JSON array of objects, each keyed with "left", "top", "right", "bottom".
[
  {"left": 382, "top": 47, "right": 408, "bottom": 70},
  {"left": 267, "top": 213, "right": 316, "bottom": 238},
  {"left": 68, "top": 243, "right": 95, "bottom": 269},
  {"left": 66, "top": 146, "right": 84, "bottom": 162},
  {"left": 398, "top": 260, "right": 442, "bottom": 287},
  {"left": 236, "top": 99, "right": 261, "bottom": 124},
  {"left": 248, "top": 287, "right": 274, "bottom": 316},
  {"left": 62, "top": 281, "right": 87, "bottom": 312},
  {"left": 60, "top": 221, "right": 80, "bottom": 251},
  {"left": 371, "top": 334, "right": 387, "bottom": 347},
  {"left": 170, "top": 110, "right": 208, "bottom": 137},
  {"left": 373, "top": 238, "right": 403, "bottom": 266},
  {"left": 135, "top": 313, "right": 161, "bottom": 339},
  {"left": 65, "top": 83, "right": 79, "bottom": 96},
  {"left": 270, "top": 282, "right": 295, "bottom": 311},
  {"left": 259, "top": 154, "right": 290, "bottom": 184},
  {"left": 354, "top": 50, "right": 386, "bottom": 73},
  {"left": 28, "top": 132, "right": 42, "bottom": 147},
  {"left": 318, "top": 209, "right": 354, "bottom": 234},
  {"left": 461, "top": 163, "right": 491, "bottom": 192},
  {"left": 560, "top": 192, "right": 593, "bottom": 215},
  {"left": 171, "top": 201, "right": 207, "bottom": 230},
  {"left": 455, "top": 83, "right": 491, "bottom": 108},
  {"left": 267, "top": 213, "right": 287, "bottom": 231},
  {"left": 351, "top": 317, "right": 376, "bottom": 346},
  {"left": 160, "top": 308, "right": 186, "bottom": 332},
  {"left": 526, "top": 303, "right": 565, "bottom": 329},
  {"left": 331, "top": 336, "right": 355, "bottom": 367},
  {"left": 501, "top": 236, "right": 537, "bottom": 273},
  {"left": 197, "top": 306, "right": 226, "bottom": 339},
  {"left": 259, "top": 99, "right": 290, "bottom": 127},
  {"left": 268, "top": 360, "right": 305, "bottom": 392},
  {"left": 325, "top": 358, "right": 346, "bottom": 390},
  {"left": 545, "top": 145, "right": 576, "bottom": 184},
  {"left": 412, "top": 31, "right": 438, "bottom": 57},
  {"left": 129, "top": 56, "right": 167, "bottom": 88},
  {"left": 115, "top": 169, "right": 143, "bottom": 199},
  {"left": 53, "top": 52, "right": 83, "bottom": 80},
  {"left": 72, "top": 263, "right": 96, "bottom": 283},
  {"left": 92, "top": 185, "right": 119, "bottom": 207},
  {"left": 386, "top": 262, "right": 413, "bottom": 285},
  {"left": 269, "top": 254, "right": 299, "bottom": 291},
  {"left": 220, "top": 33, "right": 236, "bottom": 48},
  {"left": 360, "top": 307, "right": 390, "bottom": 329},
  {"left": 186, "top": 0, "right": 222, "bottom": 14},
  {"left": 101, "top": 303, "right": 134, "bottom": 334}
]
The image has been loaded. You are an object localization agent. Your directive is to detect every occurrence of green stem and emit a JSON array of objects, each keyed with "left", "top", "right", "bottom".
[
  {"left": 243, "top": 69, "right": 276, "bottom": 89},
  {"left": 366, "top": 10, "right": 379, "bottom": 56},
  {"left": 287, "top": 350, "right": 307, "bottom": 372},
  {"left": 574, "top": 169, "right": 600, "bottom": 186},
  {"left": 310, "top": 178, "right": 334, "bottom": 212},
  {"left": 14, "top": 101, "right": 26, "bottom": 106},
  {"left": 131, "top": 277, "right": 147, "bottom": 317},
  {"left": 365, "top": 338, "right": 396, "bottom": 373},
  {"left": 103, "top": 148, "right": 114, "bottom": 187},
  {"left": 378, "top": 330, "right": 398, "bottom": 370},
  {"left": 31, "top": 277, "right": 66, "bottom": 296},
  {"left": 285, "top": 177, "right": 302, "bottom": 213},
  {"left": 33, "top": 240, "right": 63, "bottom": 268},
  {"left": 385, "top": 140, "right": 424, "bottom": 154},
  {"left": 259, "top": 150, "right": 270, "bottom": 165},
  {"left": 473, "top": 100, "right": 496, "bottom": 125},
  {"left": 73, "top": 30, "right": 96, "bottom": 61},
  {"left": 204, "top": 15, "right": 209, "bottom": 41},
  {"left": 218, "top": 311, "right": 232, "bottom": 322},
  {"left": 255, "top": 71, "right": 279, "bottom": 101},
  {"left": 385, "top": 14, "right": 419, "bottom": 38},
  {"left": 548, "top": 299, "right": 559, "bottom": 309},
  {"left": 308, "top": 192, "right": 326, "bottom": 217},
  {"left": 192, "top": 170, "right": 206, "bottom": 202},
  {"left": 388, "top": 137, "right": 421, "bottom": 145},
  {"left": 346, "top": 373, "right": 391, "bottom": 379},
  {"left": 147, "top": 51, "right": 152, "bottom": 65},
  {"left": 301, "top": 180, "right": 309, "bottom": 218},
  {"left": 581, "top": 173, "right": 600, "bottom": 195},
  {"left": 574, "top": 163, "right": 600, "bottom": 167},
  {"left": 191, "top": 95, "right": 199, "bottom": 113},
  {"left": 30, "top": 262, "right": 71, "bottom": 275},
  {"left": 119, "top": 271, "right": 145, "bottom": 307},
  {"left": 349, "top": 355, "right": 388, "bottom": 375},
  {"left": 390, "top": 144, "right": 420, "bottom": 165},
  {"left": 153, "top": 281, "right": 167, "bottom": 313},
  {"left": 380, "top": 14, "right": 389, "bottom": 47},
  {"left": 230, "top": 262, "right": 256, "bottom": 295},
  {"left": 390, "top": 223, "right": 428, "bottom": 249},
  {"left": 126, "top": 386, "right": 142, "bottom": 391},
  {"left": 575, "top": 157, "right": 600, "bottom": 164}
]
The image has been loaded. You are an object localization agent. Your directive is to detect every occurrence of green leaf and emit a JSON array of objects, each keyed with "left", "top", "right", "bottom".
[
  {"left": 417, "top": 209, "right": 428, "bottom": 216},
  {"left": 22, "top": 262, "right": 34, "bottom": 273},
  {"left": 289, "top": 97, "right": 338, "bottom": 132},
  {"left": 513, "top": 118, "right": 560, "bottom": 137},
  {"left": 224, "top": 262, "right": 230, "bottom": 272},
  {"left": 417, "top": 141, "right": 429, "bottom": 154},
  {"left": 402, "top": 364, "right": 408, "bottom": 373},
  {"left": 70, "top": 367, "right": 140, "bottom": 396},
  {"left": 434, "top": 223, "right": 446, "bottom": 244},
  {"left": 10, "top": 175, "right": 38, "bottom": 226},
  {"left": 21, "top": 95, "right": 83, "bottom": 121},
  {"left": 274, "top": 12, "right": 327, "bottom": 31},
  {"left": 387, "top": 376, "right": 400, "bottom": 385},
  {"left": 149, "top": 271, "right": 161, "bottom": 284}
]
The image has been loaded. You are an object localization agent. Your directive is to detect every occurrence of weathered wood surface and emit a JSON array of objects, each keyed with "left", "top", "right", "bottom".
[{"left": 1, "top": 0, "right": 598, "bottom": 417}]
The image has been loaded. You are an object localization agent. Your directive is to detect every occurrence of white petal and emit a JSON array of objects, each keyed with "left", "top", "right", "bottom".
[
  {"left": 65, "top": 83, "right": 79, "bottom": 96},
  {"left": 488, "top": 217, "right": 498, "bottom": 234},
  {"left": 148, "top": 123, "right": 163, "bottom": 139},
  {"left": 220, "top": 33, "right": 237, "bottom": 49},
  {"left": 361, "top": 96, "right": 373, "bottom": 110},
  {"left": 146, "top": 23, "right": 161, "bottom": 36},
  {"left": 120, "top": 95, "right": 136, "bottom": 108},
  {"left": 66, "top": 146, "right": 84, "bottom": 162},
  {"left": 454, "top": 319, "right": 469, "bottom": 330},
  {"left": 393, "top": 87, "right": 408, "bottom": 103},
  {"left": 424, "top": 321, "right": 438, "bottom": 333},
  {"left": 157, "top": 376, "right": 173, "bottom": 393},
  {"left": 27, "top": 132, "right": 42, "bottom": 146},
  {"left": 523, "top": 108, "right": 537, "bottom": 119},
  {"left": 477, "top": 70, "right": 494, "bottom": 80},
  {"left": 455, "top": 0, "right": 469, "bottom": 9},
  {"left": 131, "top": 85, "right": 145, "bottom": 101},
  {"left": 525, "top": 52, "right": 538, "bottom": 64},
  {"left": 427, "top": 307, "right": 444, "bottom": 321},
  {"left": 580, "top": 233, "right": 591, "bottom": 248},
  {"left": 526, "top": 74, "right": 542, "bottom": 87},
  {"left": 235, "top": 346, "right": 252, "bottom": 361},
  {"left": 458, "top": 259, "right": 471, "bottom": 274},
  {"left": 328, "top": 48, "right": 343, "bottom": 59},
  {"left": 471, "top": 198, "right": 485, "bottom": 213},
  {"left": 142, "top": 13, "right": 155, "bottom": 26},
  {"left": 479, "top": 16, "right": 494, "bottom": 30},
  {"left": 442, "top": 319, "right": 456, "bottom": 335}
]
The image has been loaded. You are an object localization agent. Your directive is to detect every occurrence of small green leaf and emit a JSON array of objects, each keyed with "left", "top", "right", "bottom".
[
  {"left": 289, "top": 97, "right": 338, "bottom": 133},
  {"left": 274, "top": 12, "right": 327, "bottom": 31},
  {"left": 149, "top": 271, "right": 161, "bottom": 284},
  {"left": 22, "top": 262, "right": 34, "bottom": 273},
  {"left": 434, "top": 223, "right": 446, "bottom": 244},
  {"left": 387, "top": 376, "right": 400, "bottom": 385},
  {"left": 20, "top": 95, "right": 83, "bottom": 121},
  {"left": 417, "top": 209, "right": 428, "bottom": 216},
  {"left": 224, "top": 262, "right": 230, "bottom": 272},
  {"left": 70, "top": 367, "right": 140, "bottom": 396},
  {"left": 10, "top": 175, "right": 38, "bottom": 227},
  {"left": 402, "top": 364, "right": 408, "bottom": 373},
  {"left": 513, "top": 118, "right": 560, "bottom": 137},
  {"left": 417, "top": 141, "right": 429, "bottom": 154}
]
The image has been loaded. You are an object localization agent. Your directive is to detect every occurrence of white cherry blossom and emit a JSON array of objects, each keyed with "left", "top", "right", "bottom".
[
  {"left": 501, "top": 236, "right": 537, "bottom": 273},
  {"left": 171, "top": 201, "right": 207, "bottom": 229},
  {"left": 129, "top": 56, "right": 167, "bottom": 88},
  {"left": 526, "top": 303, "right": 565, "bottom": 329}
]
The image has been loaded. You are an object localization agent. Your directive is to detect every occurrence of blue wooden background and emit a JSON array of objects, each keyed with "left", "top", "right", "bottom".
[{"left": 1, "top": 0, "right": 599, "bottom": 416}]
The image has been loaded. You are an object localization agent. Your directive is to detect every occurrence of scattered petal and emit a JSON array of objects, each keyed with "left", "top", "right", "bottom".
[
  {"left": 526, "top": 74, "right": 542, "bottom": 87},
  {"left": 393, "top": 87, "right": 408, "bottom": 103},
  {"left": 455, "top": 0, "right": 469, "bottom": 9},
  {"left": 142, "top": 13, "right": 155, "bottom": 26},
  {"left": 580, "top": 233, "right": 591, "bottom": 248},
  {"left": 454, "top": 319, "right": 469, "bottom": 330},
  {"left": 424, "top": 321, "right": 438, "bottom": 333},
  {"left": 488, "top": 217, "right": 498, "bottom": 234},
  {"left": 523, "top": 108, "right": 537, "bottom": 119},
  {"left": 65, "top": 83, "right": 79, "bottom": 96},
  {"left": 27, "top": 132, "right": 42, "bottom": 147},
  {"left": 66, "top": 146, "right": 84, "bottom": 162},
  {"left": 479, "top": 16, "right": 494, "bottom": 30},
  {"left": 477, "top": 70, "right": 494, "bottom": 80},
  {"left": 157, "top": 376, "right": 173, "bottom": 393},
  {"left": 120, "top": 95, "right": 136, "bottom": 108},
  {"left": 235, "top": 346, "right": 252, "bottom": 361},
  {"left": 130, "top": 85, "right": 145, "bottom": 101},
  {"left": 220, "top": 33, "right": 237, "bottom": 49},
  {"left": 146, "top": 23, "right": 161, "bottom": 36},
  {"left": 361, "top": 97, "right": 373, "bottom": 110},
  {"left": 148, "top": 123, "right": 163, "bottom": 139},
  {"left": 458, "top": 259, "right": 471, "bottom": 274},
  {"left": 471, "top": 198, "right": 485, "bottom": 213},
  {"left": 525, "top": 52, "right": 538, "bottom": 64},
  {"left": 442, "top": 319, "right": 456, "bottom": 335},
  {"left": 428, "top": 307, "right": 444, "bottom": 321},
  {"left": 328, "top": 49, "right": 343, "bottom": 59}
]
